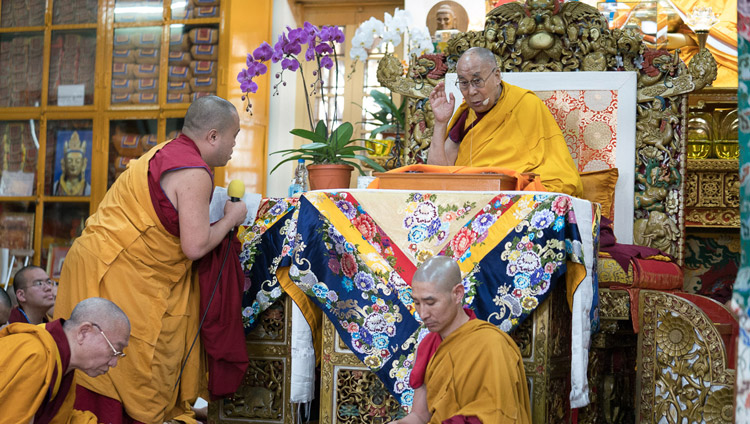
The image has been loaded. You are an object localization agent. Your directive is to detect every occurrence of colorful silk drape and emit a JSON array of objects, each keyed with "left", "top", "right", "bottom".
[{"left": 239, "top": 190, "right": 599, "bottom": 408}]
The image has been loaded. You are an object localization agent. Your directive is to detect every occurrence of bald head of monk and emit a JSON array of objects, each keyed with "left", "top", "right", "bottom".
[
  {"left": 0, "top": 287, "right": 11, "bottom": 326},
  {"left": 411, "top": 256, "right": 469, "bottom": 339},
  {"left": 456, "top": 47, "right": 502, "bottom": 114},
  {"left": 63, "top": 297, "right": 130, "bottom": 377},
  {"left": 181, "top": 95, "right": 240, "bottom": 168}
]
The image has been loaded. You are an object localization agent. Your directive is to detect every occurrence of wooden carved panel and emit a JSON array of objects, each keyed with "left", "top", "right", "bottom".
[
  {"left": 636, "top": 291, "right": 735, "bottom": 423},
  {"left": 208, "top": 296, "right": 293, "bottom": 424},
  {"left": 685, "top": 159, "right": 740, "bottom": 227}
]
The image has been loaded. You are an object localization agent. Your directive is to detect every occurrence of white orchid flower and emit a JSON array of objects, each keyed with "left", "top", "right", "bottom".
[
  {"left": 382, "top": 29, "right": 402, "bottom": 47},
  {"left": 350, "top": 46, "right": 368, "bottom": 61}
]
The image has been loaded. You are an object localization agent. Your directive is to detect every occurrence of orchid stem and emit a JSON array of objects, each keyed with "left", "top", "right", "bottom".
[{"left": 295, "top": 57, "right": 315, "bottom": 133}]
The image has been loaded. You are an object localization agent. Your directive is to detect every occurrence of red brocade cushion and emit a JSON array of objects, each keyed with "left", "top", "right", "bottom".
[{"left": 598, "top": 255, "right": 683, "bottom": 290}]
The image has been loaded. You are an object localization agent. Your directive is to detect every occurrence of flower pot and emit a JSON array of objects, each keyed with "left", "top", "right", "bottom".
[{"left": 307, "top": 164, "right": 354, "bottom": 190}]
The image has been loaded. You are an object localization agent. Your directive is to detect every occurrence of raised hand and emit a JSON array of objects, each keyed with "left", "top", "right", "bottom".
[{"left": 428, "top": 81, "right": 455, "bottom": 124}]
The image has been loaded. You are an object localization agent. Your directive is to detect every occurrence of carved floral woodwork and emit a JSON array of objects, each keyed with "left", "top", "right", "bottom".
[
  {"left": 377, "top": 0, "right": 718, "bottom": 262},
  {"left": 207, "top": 297, "right": 294, "bottom": 424},
  {"left": 636, "top": 290, "right": 735, "bottom": 423}
]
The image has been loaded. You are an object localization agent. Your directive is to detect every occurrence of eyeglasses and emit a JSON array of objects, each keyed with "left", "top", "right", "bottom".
[
  {"left": 92, "top": 323, "right": 126, "bottom": 359},
  {"left": 28, "top": 279, "right": 56, "bottom": 288},
  {"left": 455, "top": 67, "right": 498, "bottom": 91}
]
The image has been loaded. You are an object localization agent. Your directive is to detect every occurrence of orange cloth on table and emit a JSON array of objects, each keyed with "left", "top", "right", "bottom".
[
  {"left": 54, "top": 142, "right": 204, "bottom": 424},
  {"left": 0, "top": 322, "right": 97, "bottom": 424},
  {"left": 669, "top": 0, "right": 737, "bottom": 87},
  {"left": 424, "top": 318, "right": 531, "bottom": 424},
  {"left": 448, "top": 81, "right": 583, "bottom": 197},
  {"left": 368, "top": 164, "right": 547, "bottom": 192}
]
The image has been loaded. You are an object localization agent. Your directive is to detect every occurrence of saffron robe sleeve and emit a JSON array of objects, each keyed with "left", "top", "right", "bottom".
[
  {"left": 450, "top": 82, "right": 583, "bottom": 198},
  {"left": 424, "top": 319, "right": 531, "bottom": 424}
]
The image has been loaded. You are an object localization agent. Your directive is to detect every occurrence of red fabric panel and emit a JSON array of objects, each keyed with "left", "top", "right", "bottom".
[
  {"left": 8, "top": 306, "right": 26, "bottom": 323},
  {"left": 197, "top": 231, "right": 249, "bottom": 398},
  {"left": 442, "top": 415, "right": 483, "bottom": 424},
  {"left": 74, "top": 386, "right": 143, "bottom": 424},
  {"left": 631, "top": 258, "right": 683, "bottom": 290}
]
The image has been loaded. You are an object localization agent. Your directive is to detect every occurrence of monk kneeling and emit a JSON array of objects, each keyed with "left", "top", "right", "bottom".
[{"left": 392, "top": 256, "right": 531, "bottom": 424}]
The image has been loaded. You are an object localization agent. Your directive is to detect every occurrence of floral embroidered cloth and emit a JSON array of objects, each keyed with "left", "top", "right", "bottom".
[{"left": 239, "top": 189, "right": 600, "bottom": 408}]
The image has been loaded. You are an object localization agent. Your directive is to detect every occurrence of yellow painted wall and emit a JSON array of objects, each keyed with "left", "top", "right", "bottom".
[{"left": 221, "top": 0, "right": 273, "bottom": 196}]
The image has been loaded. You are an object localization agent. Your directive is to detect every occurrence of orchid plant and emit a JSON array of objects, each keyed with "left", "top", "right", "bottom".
[
  {"left": 348, "top": 9, "right": 432, "bottom": 141},
  {"left": 237, "top": 22, "right": 385, "bottom": 174}
]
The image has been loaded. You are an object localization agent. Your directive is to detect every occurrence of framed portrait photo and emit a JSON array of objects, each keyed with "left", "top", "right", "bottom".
[
  {"left": 53, "top": 129, "right": 92, "bottom": 196},
  {"left": 47, "top": 244, "right": 71, "bottom": 280}
]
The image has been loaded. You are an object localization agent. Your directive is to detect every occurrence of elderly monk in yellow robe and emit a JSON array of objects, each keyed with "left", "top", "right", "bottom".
[
  {"left": 0, "top": 297, "right": 130, "bottom": 424},
  {"left": 55, "top": 96, "right": 247, "bottom": 424},
  {"left": 391, "top": 256, "right": 531, "bottom": 424},
  {"left": 427, "top": 47, "right": 582, "bottom": 197}
]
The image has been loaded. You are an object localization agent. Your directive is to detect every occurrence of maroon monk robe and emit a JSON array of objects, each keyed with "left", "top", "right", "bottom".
[{"left": 36, "top": 319, "right": 75, "bottom": 424}]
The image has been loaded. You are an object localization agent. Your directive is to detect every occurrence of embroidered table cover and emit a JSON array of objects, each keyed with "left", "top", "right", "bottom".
[{"left": 239, "top": 189, "right": 600, "bottom": 408}]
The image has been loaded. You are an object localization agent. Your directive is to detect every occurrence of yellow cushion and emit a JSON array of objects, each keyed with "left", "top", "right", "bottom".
[{"left": 579, "top": 168, "right": 618, "bottom": 220}]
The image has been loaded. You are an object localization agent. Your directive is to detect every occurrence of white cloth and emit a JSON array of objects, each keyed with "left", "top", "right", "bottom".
[
  {"left": 569, "top": 196, "right": 596, "bottom": 408},
  {"left": 290, "top": 301, "right": 316, "bottom": 403}
]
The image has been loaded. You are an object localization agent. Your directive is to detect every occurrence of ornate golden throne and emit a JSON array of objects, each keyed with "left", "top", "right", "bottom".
[
  {"left": 368, "top": 0, "right": 734, "bottom": 423},
  {"left": 207, "top": 1, "right": 737, "bottom": 423}
]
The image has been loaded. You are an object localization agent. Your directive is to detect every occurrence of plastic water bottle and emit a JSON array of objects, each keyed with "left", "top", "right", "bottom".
[{"left": 288, "top": 159, "right": 308, "bottom": 196}]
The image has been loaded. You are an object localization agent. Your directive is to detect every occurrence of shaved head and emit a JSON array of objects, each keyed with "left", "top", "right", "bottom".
[
  {"left": 182, "top": 95, "right": 238, "bottom": 136},
  {"left": 13, "top": 265, "right": 46, "bottom": 291},
  {"left": 459, "top": 47, "right": 498, "bottom": 69},
  {"left": 0, "top": 287, "right": 10, "bottom": 325},
  {"left": 412, "top": 256, "right": 461, "bottom": 292},
  {"left": 65, "top": 297, "right": 130, "bottom": 332},
  {"left": 0, "top": 287, "right": 10, "bottom": 309}
]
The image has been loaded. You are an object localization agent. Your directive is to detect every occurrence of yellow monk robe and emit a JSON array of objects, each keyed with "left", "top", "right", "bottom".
[
  {"left": 669, "top": 0, "right": 737, "bottom": 87},
  {"left": 449, "top": 81, "right": 583, "bottom": 197},
  {"left": 424, "top": 319, "right": 531, "bottom": 424},
  {"left": 54, "top": 142, "right": 204, "bottom": 424},
  {"left": 0, "top": 322, "right": 97, "bottom": 424}
]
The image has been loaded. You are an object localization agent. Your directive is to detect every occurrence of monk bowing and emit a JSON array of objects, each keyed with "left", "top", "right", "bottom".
[{"left": 0, "top": 297, "right": 130, "bottom": 423}]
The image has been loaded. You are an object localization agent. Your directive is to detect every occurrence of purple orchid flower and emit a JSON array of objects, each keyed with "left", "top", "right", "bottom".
[
  {"left": 237, "top": 69, "right": 258, "bottom": 93},
  {"left": 253, "top": 42, "right": 274, "bottom": 62},
  {"left": 287, "top": 26, "right": 309, "bottom": 46},
  {"left": 281, "top": 58, "right": 300, "bottom": 71},
  {"left": 315, "top": 43, "right": 333, "bottom": 55},
  {"left": 305, "top": 46, "right": 315, "bottom": 61}
]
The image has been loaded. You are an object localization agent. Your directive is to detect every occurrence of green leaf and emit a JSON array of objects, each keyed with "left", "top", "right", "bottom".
[
  {"left": 269, "top": 154, "right": 311, "bottom": 174},
  {"left": 335, "top": 146, "right": 372, "bottom": 157},
  {"left": 290, "top": 128, "right": 326, "bottom": 143},
  {"left": 370, "top": 124, "right": 396, "bottom": 137},
  {"left": 370, "top": 90, "right": 404, "bottom": 127},
  {"left": 331, "top": 122, "right": 354, "bottom": 150},
  {"left": 354, "top": 154, "right": 386, "bottom": 172},
  {"left": 299, "top": 142, "right": 328, "bottom": 150},
  {"left": 315, "top": 120, "right": 328, "bottom": 139}
]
